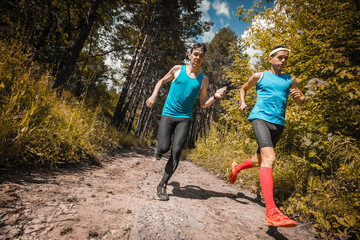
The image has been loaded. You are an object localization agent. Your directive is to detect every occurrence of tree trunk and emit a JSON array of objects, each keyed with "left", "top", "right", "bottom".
[
  {"left": 134, "top": 75, "right": 156, "bottom": 138},
  {"left": 52, "top": 0, "right": 101, "bottom": 89},
  {"left": 134, "top": 101, "right": 148, "bottom": 137},
  {"left": 125, "top": 58, "right": 152, "bottom": 131},
  {"left": 112, "top": 44, "right": 139, "bottom": 127},
  {"left": 112, "top": 31, "right": 150, "bottom": 128},
  {"left": 126, "top": 88, "right": 144, "bottom": 133},
  {"left": 112, "top": 6, "right": 158, "bottom": 129},
  {"left": 118, "top": 48, "right": 151, "bottom": 128},
  {"left": 140, "top": 108, "right": 152, "bottom": 139}
]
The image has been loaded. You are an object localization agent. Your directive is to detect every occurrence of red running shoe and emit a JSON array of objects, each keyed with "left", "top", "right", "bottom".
[
  {"left": 265, "top": 208, "right": 297, "bottom": 227},
  {"left": 229, "top": 162, "right": 238, "bottom": 184}
]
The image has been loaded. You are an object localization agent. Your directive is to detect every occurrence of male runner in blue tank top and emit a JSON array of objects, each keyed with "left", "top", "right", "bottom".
[
  {"left": 229, "top": 45, "right": 305, "bottom": 227},
  {"left": 146, "top": 43, "right": 227, "bottom": 201}
]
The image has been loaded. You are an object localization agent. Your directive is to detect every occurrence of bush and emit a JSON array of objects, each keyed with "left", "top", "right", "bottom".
[
  {"left": 0, "top": 41, "right": 147, "bottom": 167},
  {"left": 190, "top": 123, "right": 259, "bottom": 187}
]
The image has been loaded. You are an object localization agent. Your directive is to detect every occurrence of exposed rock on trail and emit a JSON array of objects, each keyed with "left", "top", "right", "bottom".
[{"left": 0, "top": 147, "right": 315, "bottom": 239}]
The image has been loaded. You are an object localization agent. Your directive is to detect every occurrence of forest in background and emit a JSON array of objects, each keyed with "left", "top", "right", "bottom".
[{"left": 0, "top": 0, "right": 359, "bottom": 238}]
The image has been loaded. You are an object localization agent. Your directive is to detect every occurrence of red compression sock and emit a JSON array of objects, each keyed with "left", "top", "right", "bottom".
[
  {"left": 235, "top": 158, "right": 254, "bottom": 172},
  {"left": 259, "top": 167, "right": 276, "bottom": 212}
]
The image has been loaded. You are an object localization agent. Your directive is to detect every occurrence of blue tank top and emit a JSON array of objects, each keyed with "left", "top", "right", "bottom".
[
  {"left": 248, "top": 71, "right": 293, "bottom": 126},
  {"left": 162, "top": 65, "right": 204, "bottom": 119}
]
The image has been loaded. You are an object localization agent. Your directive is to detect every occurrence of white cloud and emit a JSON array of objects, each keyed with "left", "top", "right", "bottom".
[
  {"left": 199, "top": 0, "right": 214, "bottom": 42},
  {"left": 199, "top": 0, "right": 230, "bottom": 42},
  {"left": 202, "top": 27, "right": 216, "bottom": 42},
  {"left": 200, "top": 0, "right": 211, "bottom": 22},
  {"left": 212, "top": 0, "right": 230, "bottom": 18}
]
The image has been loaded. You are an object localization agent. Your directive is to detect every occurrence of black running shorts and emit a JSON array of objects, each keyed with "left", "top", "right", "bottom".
[{"left": 251, "top": 119, "right": 284, "bottom": 154}]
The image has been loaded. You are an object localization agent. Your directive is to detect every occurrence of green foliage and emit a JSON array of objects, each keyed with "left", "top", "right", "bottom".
[
  {"left": 190, "top": 123, "right": 259, "bottom": 186},
  {"left": 220, "top": 40, "right": 254, "bottom": 128},
  {"left": 0, "top": 41, "right": 147, "bottom": 167},
  {"left": 276, "top": 104, "right": 360, "bottom": 238},
  {"left": 0, "top": 0, "right": 120, "bottom": 96}
]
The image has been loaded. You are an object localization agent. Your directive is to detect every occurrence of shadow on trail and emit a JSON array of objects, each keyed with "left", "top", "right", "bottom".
[
  {"left": 169, "top": 181, "right": 263, "bottom": 206},
  {"left": 266, "top": 226, "right": 289, "bottom": 240},
  {"left": 170, "top": 182, "right": 288, "bottom": 240},
  {"left": 235, "top": 192, "right": 265, "bottom": 207}
]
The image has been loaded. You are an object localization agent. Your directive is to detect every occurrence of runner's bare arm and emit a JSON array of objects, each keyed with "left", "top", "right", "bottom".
[
  {"left": 290, "top": 76, "right": 305, "bottom": 106},
  {"left": 146, "top": 65, "right": 182, "bottom": 108},
  {"left": 199, "top": 76, "right": 227, "bottom": 109},
  {"left": 239, "top": 72, "right": 262, "bottom": 112}
]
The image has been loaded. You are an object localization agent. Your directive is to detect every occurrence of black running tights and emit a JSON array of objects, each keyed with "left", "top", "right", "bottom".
[{"left": 157, "top": 115, "right": 191, "bottom": 186}]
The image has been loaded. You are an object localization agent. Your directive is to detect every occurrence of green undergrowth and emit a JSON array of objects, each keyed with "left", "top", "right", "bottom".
[
  {"left": 190, "top": 121, "right": 360, "bottom": 239},
  {"left": 189, "top": 123, "right": 259, "bottom": 188},
  {"left": 0, "top": 41, "right": 148, "bottom": 167}
]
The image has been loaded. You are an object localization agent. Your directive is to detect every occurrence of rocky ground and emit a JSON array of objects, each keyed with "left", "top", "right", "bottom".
[{"left": 0, "top": 147, "right": 316, "bottom": 239}]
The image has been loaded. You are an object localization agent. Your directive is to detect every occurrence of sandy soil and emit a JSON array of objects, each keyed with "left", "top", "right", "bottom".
[{"left": 0, "top": 147, "right": 316, "bottom": 240}]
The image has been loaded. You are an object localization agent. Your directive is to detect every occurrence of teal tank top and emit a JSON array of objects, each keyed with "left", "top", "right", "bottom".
[
  {"left": 162, "top": 65, "right": 204, "bottom": 119},
  {"left": 248, "top": 71, "right": 293, "bottom": 126}
]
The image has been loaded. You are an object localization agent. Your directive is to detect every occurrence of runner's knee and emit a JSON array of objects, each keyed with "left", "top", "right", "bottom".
[
  {"left": 259, "top": 148, "right": 276, "bottom": 167},
  {"left": 157, "top": 142, "right": 170, "bottom": 154}
]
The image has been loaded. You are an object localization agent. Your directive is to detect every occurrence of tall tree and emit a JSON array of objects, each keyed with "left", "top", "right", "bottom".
[
  {"left": 52, "top": 0, "right": 103, "bottom": 89},
  {"left": 0, "top": 0, "right": 121, "bottom": 96}
]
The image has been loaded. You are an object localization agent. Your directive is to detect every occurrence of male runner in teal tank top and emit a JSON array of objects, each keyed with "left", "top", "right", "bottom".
[
  {"left": 146, "top": 43, "right": 227, "bottom": 201},
  {"left": 229, "top": 45, "right": 305, "bottom": 227}
]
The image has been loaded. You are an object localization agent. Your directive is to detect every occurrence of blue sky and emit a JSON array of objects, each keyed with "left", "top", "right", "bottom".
[{"left": 197, "top": 0, "right": 274, "bottom": 42}]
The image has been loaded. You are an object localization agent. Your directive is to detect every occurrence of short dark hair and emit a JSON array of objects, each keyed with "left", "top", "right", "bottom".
[
  {"left": 191, "top": 42, "right": 207, "bottom": 54},
  {"left": 270, "top": 45, "right": 289, "bottom": 57}
]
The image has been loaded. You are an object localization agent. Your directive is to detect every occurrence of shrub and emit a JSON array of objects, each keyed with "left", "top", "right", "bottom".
[{"left": 0, "top": 41, "right": 147, "bottom": 167}]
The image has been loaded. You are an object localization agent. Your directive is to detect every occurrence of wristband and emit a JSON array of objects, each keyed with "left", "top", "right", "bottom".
[{"left": 213, "top": 95, "right": 217, "bottom": 101}]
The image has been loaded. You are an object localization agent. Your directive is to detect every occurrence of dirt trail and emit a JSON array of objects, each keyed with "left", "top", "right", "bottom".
[{"left": 0, "top": 147, "right": 316, "bottom": 239}]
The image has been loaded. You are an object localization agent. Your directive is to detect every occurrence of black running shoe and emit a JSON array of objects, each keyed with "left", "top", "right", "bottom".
[
  {"left": 155, "top": 150, "right": 162, "bottom": 160},
  {"left": 157, "top": 184, "right": 169, "bottom": 201}
]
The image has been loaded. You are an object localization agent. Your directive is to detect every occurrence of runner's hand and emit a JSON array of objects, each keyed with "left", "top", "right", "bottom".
[
  {"left": 215, "top": 86, "right": 227, "bottom": 99},
  {"left": 146, "top": 96, "right": 156, "bottom": 108},
  {"left": 290, "top": 88, "right": 301, "bottom": 98},
  {"left": 239, "top": 103, "right": 247, "bottom": 113}
]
